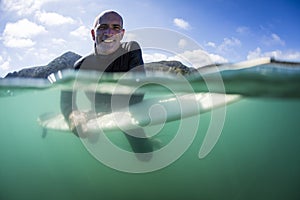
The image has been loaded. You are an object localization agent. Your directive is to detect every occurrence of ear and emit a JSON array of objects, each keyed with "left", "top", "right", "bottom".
[
  {"left": 91, "top": 29, "right": 95, "bottom": 41},
  {"left": 120, "top": 29, "right": 125, "bottom": 40}
]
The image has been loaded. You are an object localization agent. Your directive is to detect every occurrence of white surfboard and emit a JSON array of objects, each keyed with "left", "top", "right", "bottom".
[
  {"left": 38, "top": 93, "right": 240, "bottom": 132},
  {"left": 39, "top": 57, "right": 287, "bottom": 133}
]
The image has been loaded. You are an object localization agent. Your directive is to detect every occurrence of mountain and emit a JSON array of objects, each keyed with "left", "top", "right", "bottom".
[
  {"left": 5, "top": 51, "right": 195, "bottom": 79},
  {"left": 145, "top": 60, "right": 196, "bottom": 75},
  {"left": 5, "top": 51, "right": 82, "bottom": 79}
]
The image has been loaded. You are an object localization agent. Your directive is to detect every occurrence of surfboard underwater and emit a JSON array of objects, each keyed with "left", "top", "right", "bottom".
[{"left": 37, "top": 93, "right": 240, "bottom": 132}]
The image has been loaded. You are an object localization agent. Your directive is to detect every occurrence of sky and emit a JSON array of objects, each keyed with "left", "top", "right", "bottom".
[{"left": 0, "top": 0, "right": 300, "bottom": 77}]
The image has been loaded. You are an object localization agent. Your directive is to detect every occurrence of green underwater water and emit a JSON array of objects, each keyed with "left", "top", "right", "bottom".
[{"left": 0, "top": 89, "right": 300, "bottom": 200}]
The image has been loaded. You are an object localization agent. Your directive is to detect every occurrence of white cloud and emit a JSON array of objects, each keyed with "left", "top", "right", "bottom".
[
  {"left": 29, "top": 47, "right": 57, "bottom": 61},
  {"left": 1, "top": 0, "right": 57, "bottom": 16},
  {"left": 0, "top": 61, "right": 10, "bottom": 71},
  {"left": 35, "top": 11, "right": 75, "bottom": 26},
  {"left": 123, "top": 33, "right": 138, "bottom": 42},
  {"left": 247, "top": 47, "right": 262, "bottom": 60},
  {"left": 174, "top": 49, "right": 228, "bottom": 67},
  {"left": 51, "top": 38, "right": 67, "bottom": 45},
  {"left": 178, "top": 39, "right": 187, "bottom": 48},
  {"left": 279, "top": 51, "right": 300, "bottom": 60},
  {"left": 219, "top": 37, "right": 241, "bottom": 50},
  {"left": 2, "top": 19, "right": 47, "bottom": 48},
  {"left": 3, "top": 19, "right": 47, "bottom": 38},
  {"left": 207, "top": 53, "right": 228, "bottom": 64},
  {"left": 173, "top": 18, "right": 190, "bottom": 30},
  {"left": 205, "top": 37, "right": 241, "bottom": 52},
  {"left": 205, "top": 42, "right": 216, "bottom": 48},
  {"left": 204, "top": 38, "right": 241, "bottom": 61},
  {"left": 236, "top": 26, "right": 250, "bottom": 34},
  {"left": 271, "top": 34, "right": 285, "bottom": 46},
  {"left": 144, "top": 49, "right": 228, "bottom": 68},
  {"left": 143, "top": 53, "right": 168, "bottom": 63},
  {"left": 247, "top": 47, "right": 300, "bottom": 61},
  {"left": 4, "top": 38, "right": 36, "bottom": 48},
  {"left": 168, "top": 49, "right": 210, "bottom": 67},
  {"left": 70, "top": 25, "right": 90, "bottom": 39},
  {"left": 0, "top": 55, "right": 11, "bottom": 70},
  {"left": 262, "top": 33, "right": 285, "bottom": 46}
]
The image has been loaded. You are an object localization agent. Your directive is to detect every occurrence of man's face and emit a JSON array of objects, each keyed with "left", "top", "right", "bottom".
[{"left": 93, "top": 12, "right": 124, "bottom": 55}]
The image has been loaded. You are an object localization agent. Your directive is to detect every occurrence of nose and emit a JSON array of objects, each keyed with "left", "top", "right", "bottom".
[{"left": 103, "top": 27, "right": 114, "bottom": 36}]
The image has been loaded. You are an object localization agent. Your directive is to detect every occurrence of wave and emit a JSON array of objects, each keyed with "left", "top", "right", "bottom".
[{"left": 1, "top": 57, "right": 300, "bottom": 98}]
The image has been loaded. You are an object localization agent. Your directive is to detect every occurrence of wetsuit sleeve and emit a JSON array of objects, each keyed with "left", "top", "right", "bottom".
[
  {"left": 60, "top": 58, "right": 84, "bottom": 120},
  {"left": 128, "top": 41, "right": 145, "bottom": 73},
  {"left": 127, "top": 41, "right": 145, "bottom": 104},
  {"left": 60, "top": 91, "right": 77, "bottom": 120}
]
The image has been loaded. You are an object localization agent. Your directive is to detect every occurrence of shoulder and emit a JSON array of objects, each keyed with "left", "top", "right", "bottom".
[
  {"left": 73, "top": 53, "right": 94, "bottom": 69},
  {"left": 121, "top": 41, "right": 142, "bottom": 52}
]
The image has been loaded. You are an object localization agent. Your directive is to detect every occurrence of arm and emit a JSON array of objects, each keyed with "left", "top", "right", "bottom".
[
  {"left": 60, "top": 57, "right": 85, "bottom": 133},
  {"left": 60, "top": 81, "right": 89, "bottom": 136},
  {"left": 60, "top": 55, "right": 87, "bottom": 119},
  {"left": 60, "top": 90, "right": 77, "bottom": 120},
  {"left": 127, "top": 41, "right": 145, "bottom": 73},
  {"left": 127, "top": 41, "right": 145, "bottom": 104}
]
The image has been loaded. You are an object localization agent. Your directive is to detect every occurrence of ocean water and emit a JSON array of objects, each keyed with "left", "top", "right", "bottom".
[{"left": 1, "top": 61, "right": 300, "bottom": 200}]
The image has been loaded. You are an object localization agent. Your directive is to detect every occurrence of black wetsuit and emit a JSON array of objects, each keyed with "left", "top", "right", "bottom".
[
  {"left": 60, "top": 41, "right": 153, "bottom": 153},
  {"left": 61, "top": 41, "right": 144, "bottom": 118}
]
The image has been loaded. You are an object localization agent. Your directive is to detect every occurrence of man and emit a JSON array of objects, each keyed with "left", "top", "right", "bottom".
[{"left": 60, "top": 10, "right": 153, "bottom": 154}]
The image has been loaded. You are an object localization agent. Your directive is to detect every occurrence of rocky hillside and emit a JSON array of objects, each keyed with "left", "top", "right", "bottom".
[
  {"left": 5, "top": 51, "right": 82, "bottom": 79},
  {"left": 5, "top": 51, "right": 195, "bottom": 78}
]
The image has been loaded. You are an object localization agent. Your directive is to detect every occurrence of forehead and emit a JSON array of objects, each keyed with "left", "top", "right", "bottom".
[{"left": 98, "top": 13, "right": 122, "bottom": 25}]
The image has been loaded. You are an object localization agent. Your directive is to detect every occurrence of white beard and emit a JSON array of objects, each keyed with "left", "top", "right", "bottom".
[{"left": 95, "top": 41, "right": 121, "bottom": 55}]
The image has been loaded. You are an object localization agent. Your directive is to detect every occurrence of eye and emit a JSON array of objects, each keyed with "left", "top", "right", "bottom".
[
  {"left": 98, "top": 24, "right": 108, "bottom": 30},
  {"left": 113, "top": 25, "right": 122, "bottom": 31}
]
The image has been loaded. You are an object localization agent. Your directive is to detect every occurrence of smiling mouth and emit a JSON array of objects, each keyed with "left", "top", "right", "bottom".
[{"left": 102, "top": 39, "right": 114, "bottom": 43}]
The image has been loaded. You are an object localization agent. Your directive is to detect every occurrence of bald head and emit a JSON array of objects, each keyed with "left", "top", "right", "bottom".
[{"left": 93, "top": 10, "right": 123, "bottom": 28}]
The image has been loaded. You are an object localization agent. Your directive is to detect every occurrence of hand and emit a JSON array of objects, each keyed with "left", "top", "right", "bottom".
[{"left": 68, "top": 110, "right": 88, "bottom": 137}]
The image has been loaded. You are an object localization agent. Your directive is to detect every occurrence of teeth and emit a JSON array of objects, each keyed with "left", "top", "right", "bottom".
[{"left": 103, "top": 39, "right": 114, "bottom": 43}]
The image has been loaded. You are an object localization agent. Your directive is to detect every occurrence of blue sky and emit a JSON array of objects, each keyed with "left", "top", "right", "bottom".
[{"left": 0, "top": 0, "right": 299, "bottom": 77}]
